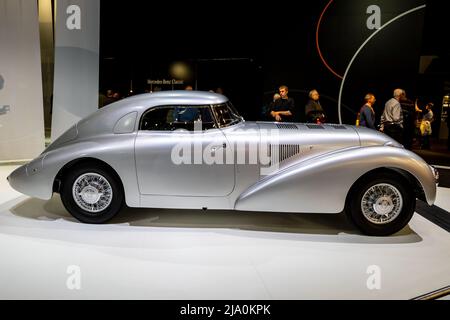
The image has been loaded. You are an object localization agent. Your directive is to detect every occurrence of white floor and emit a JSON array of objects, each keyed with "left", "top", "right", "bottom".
[{"left": 0, "top": 165, "right": 449, "bottom": 299}]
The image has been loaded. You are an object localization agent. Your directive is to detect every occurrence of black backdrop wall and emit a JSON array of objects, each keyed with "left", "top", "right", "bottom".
[{"left": 100, "top": 0, "right": 432, "bottom": 124}]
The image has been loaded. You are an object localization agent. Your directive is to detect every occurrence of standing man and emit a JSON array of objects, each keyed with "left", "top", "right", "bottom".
[
  {"left": 305, "top": 89, "right": 326, "bottom": 123},
  {"left": 269, "top": 85, "right": 295, "bottom": 122},
  {"left": 359, "top": 93, "right": 376, "bottom": 129},
  {"left": 380, "top": 89, "right": 404, "bottom": 144},
  {"left": 447, "top": 110, "right": 450, "bottom": 151},
  {"left": 399, "top": 90, "right": 415, "bottom": 150}
]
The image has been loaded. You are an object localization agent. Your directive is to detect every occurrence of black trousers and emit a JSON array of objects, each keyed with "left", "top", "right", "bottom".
[
  {"left": 384, "top": 124, "right": 404, "bottom": 145},
  {"left": 421, "top": 135, "right": 431, "bottom": 150},
  {"left": 403, "top": 123, "right": 414, "bottom": 150},
  {"left": 448, "top": 128, "right": 450, "bottom": 151}
]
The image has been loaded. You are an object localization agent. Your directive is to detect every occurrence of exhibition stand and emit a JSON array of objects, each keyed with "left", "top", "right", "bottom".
[{"left": 1, "top": 165, "right": 449, "bottom": 300}]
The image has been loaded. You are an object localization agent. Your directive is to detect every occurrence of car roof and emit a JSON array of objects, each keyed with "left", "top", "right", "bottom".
[{"left": 119, "top": 90, "right": 229, "bottom": 107}]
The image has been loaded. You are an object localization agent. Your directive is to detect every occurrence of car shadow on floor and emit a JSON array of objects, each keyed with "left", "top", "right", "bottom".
[{"left": 3, "top": 195, "right": 422, "bottom": 245}]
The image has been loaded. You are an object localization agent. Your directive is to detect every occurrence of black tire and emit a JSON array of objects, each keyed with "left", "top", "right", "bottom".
[
  {"left": 345, "top": 172, "right": 415, "bottom": 236},
  {"left": 60, "top": 163, "right": 124, "bottom": 223}
]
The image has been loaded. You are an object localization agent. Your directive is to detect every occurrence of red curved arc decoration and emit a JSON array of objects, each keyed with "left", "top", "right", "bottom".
[{"left": 316, "top": 0, "right": 343, "bottom": 80}]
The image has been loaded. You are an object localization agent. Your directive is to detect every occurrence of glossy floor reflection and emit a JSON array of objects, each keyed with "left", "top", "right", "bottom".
[
  {"left": 0, "top": 165, "right": 449, "bottom": 299},
  {"left": 4, "top": 194, "right": 420, "bottom": 245}
]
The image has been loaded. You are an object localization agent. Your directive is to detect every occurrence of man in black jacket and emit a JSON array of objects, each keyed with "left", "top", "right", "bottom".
[
  {"left": 359, "top": 93, "right": 376, "bottom": 129},
  {"left": 399, "top": 91, "right": 416, "bottom": 150},
  {"left": 447, "top": 111, "right": 450, "bottom": 151}
]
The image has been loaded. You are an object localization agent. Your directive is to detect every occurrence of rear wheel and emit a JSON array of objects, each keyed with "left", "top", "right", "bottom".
[
  {"left": 60, "top": 164, "right": 124, "bottom": 223},
  {"left": 345, "top": 172, "right": 415, "bottom": 236}
]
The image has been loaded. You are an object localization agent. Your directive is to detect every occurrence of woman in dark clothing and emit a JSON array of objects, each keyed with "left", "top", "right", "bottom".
[
  {"left": 305, "top": 89, "right": 326, "bottom": 123},
  {"left": 359, "top": 93, "right": 376, "bottom": 129}
]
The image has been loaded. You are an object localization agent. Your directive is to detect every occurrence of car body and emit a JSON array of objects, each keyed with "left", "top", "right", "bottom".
[{"left": 8, "top": 91, "right": 438, "bottom": 235}]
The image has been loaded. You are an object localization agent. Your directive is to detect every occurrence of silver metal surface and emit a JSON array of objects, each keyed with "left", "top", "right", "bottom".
[
  {"left": 6, "top": 91, "right": 437, "bottom": 217},
  {"left": 361, "top": 184, "right": 403, "bottom": 225},
  {"left": 72, "top": 173, "right": 113, "bottom": 213},
  {"left": 135, "top": 127, "right": 234, "bottom": 196}
]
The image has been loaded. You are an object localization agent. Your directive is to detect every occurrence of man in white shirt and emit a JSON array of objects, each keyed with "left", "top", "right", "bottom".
[{"left": 380, "top": 88, "right": 404, "bottom": 144}]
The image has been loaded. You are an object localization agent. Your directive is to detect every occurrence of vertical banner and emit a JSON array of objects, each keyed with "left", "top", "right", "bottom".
[
  {"left": 0, "top": 0, "right": 45, "bottom": 161},
  {"left": 39, "top": 0, "right": 55, "bottom": 132},
  {"left": 51, "top": 0, "right": 100, "bottom": 141}
]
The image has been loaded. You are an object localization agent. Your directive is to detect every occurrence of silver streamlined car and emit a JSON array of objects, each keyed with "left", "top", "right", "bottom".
[{"left": 8, "top": 91, "right": 438, "bottom": 236}]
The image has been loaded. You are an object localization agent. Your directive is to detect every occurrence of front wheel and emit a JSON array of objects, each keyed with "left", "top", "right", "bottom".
[
  {"left": 60, "top": 164, "right": 124, "bottom": 223},
  {"left": 345, "top": 172, "right": 415, "bottom": 236}
]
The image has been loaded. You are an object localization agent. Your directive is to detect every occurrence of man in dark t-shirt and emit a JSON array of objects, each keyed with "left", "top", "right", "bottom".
[{"left": 269, "top": 85, "right": 295, "bottom": 122}]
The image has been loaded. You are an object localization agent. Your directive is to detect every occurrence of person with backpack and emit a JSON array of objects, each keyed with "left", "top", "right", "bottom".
[{"left": 420, "top": 102, "right": 434, "bottom": 150}]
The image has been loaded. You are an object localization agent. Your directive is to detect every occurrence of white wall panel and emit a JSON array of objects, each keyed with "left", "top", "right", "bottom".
[
  {"left": 51, "top": 0, "right": 100, "bottom": 141},
  {"left": 0, "top": 0, "right": 45, "bottom": 161}
]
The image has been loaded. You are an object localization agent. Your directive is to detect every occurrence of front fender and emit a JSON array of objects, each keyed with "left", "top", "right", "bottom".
[{"left": 234, "top": 146, "right": 436, "bottom": 213}]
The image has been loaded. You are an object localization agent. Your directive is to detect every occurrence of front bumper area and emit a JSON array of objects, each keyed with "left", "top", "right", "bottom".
[
  {"left": 7, "top": 163, "right": 53, "bottom": 200},
  {"left": 429, "top": 165, "right": 439, "bottom": 186}
]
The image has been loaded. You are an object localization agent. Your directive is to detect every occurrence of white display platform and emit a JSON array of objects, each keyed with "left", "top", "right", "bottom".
[{"left": 0, "top": 165, "right": 449, "bottom": 299}]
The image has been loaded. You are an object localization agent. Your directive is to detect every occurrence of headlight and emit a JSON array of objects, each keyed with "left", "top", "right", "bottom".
[
  {"left": 26, "top": 154, "right": 46, "bottom": 176},
  {"left": 429, "top": 165, "right": 439, "bottom": 185}
]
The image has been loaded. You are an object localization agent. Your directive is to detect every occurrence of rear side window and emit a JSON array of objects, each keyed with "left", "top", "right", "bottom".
[{"left": 114, "top": 112, "right": 137, "bottom": 134}]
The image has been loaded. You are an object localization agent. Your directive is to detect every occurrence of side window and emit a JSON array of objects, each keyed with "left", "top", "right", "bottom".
[
  {"left": 141, "top": 107, "right": 175, "bottom": 131},
  {"left": 140, "top": 106, "right": 216, "bottom": 131}
]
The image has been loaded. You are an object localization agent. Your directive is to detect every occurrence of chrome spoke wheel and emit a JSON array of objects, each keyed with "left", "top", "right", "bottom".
[
  {"left": 361, "top": 183, "right": 403, "bottom": 225},
  {"left": 72, "top": 173, "right": 113, "bottom": 214}
]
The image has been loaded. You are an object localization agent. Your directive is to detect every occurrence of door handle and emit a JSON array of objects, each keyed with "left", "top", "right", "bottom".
[{"left": 211, "top": 143, "right": 227, "bottom": 152}]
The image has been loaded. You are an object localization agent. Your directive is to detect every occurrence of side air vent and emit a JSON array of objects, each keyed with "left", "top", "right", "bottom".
[
  {"left": 276, "top": 124, "right": 298, "bottom": 130},
  {"left": 268, "top": 144, "right": 301, "bottom": 165},
  {"left": 326, "top": 124, "right": 347, "bottom": 130},
  {"left": 306, "top": 124, "right": 325, "bottom": 129}
]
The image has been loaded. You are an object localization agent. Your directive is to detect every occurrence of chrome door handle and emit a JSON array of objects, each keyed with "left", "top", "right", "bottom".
[{"left": 211, "top": 143, "right": 227, "bottom": 152}]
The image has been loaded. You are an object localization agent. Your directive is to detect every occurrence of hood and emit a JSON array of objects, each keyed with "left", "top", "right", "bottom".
[
  {"left": 353, "top": 126, "right": 403, "bottom": 148},
  {"left": 254, "top": 122, "right": 361, "bottom": 169}
]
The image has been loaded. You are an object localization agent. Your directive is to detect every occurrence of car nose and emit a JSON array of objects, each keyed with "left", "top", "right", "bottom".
[{"left": 7, "top": 164, "right": 27, "bottom": 187}]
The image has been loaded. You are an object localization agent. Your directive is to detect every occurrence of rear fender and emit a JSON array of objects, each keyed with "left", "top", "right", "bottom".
[{"left": 9, "top": 134, "right": 139, "bottom": 207}]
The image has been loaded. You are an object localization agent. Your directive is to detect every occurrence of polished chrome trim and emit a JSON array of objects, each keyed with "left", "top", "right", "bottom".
[
  {"left": 72, "top": 173, "right": 113, "bottom": 213},
  {"left": 361, "top": 183, "right": 403, "bottom": 225},
  {"left": 412, "top": 286, "right": 450, "bottom": 300}
]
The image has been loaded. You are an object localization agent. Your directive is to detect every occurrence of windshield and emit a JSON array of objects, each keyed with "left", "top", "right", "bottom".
[{"left": 212, "top": 102, "right": 243, "bottom": 127}]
